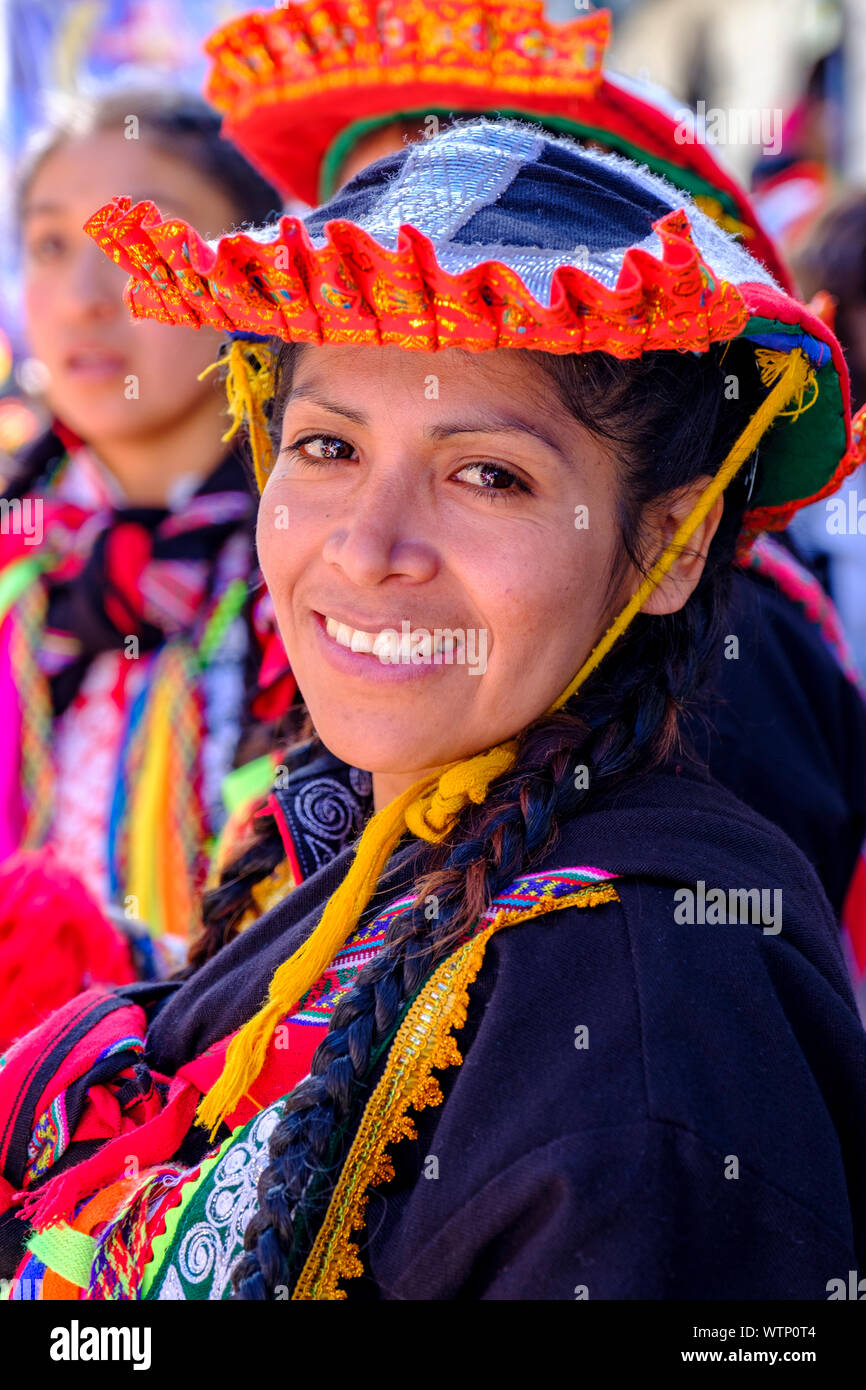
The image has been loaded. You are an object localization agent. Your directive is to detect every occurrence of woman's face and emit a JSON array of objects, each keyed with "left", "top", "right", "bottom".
[
  {"left": 21, "top": 130, "right": 237, "bottom": 448},
  {"left": 258, "top": 344, "right": 635, "bottom": 783}
]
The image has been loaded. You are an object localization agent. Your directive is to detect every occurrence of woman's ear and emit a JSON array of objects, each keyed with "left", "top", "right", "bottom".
[{"left": 639, "top": 477, "right": 725, "bottom": 617}]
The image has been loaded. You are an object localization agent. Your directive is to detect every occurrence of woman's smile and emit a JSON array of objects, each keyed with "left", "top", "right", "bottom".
[{"left": 310, "top": 609, "right": 475, "bottom": 683}]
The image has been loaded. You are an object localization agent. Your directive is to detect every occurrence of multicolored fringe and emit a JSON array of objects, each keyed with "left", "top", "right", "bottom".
[
  {"left": 1, "top": 524, "right": 251, "bottom": 952},
  {"left": 10, "top": 581, "right": 53, "bottom": 849},
  {"left": 87, "top": 1168, "right": 184, "bottom": 1300},
  {"left": 125, "top": 642, "right": 206, "bottom": 943}
]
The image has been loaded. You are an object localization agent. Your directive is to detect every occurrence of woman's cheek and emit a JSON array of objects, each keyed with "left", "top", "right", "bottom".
[
  {"left": 256, "top": 483, "right": 306, "bottom": 595},
  {"left": 22, "top": 279, "right": 59, "bottom": 365},
  {"left": 130, "top": 322, "right": 224, "bottom": 411}
]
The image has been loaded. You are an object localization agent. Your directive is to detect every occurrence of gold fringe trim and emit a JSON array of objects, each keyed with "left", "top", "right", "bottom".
[{"left": 292, "top": 880, "right": 619, "bottom": 1299}]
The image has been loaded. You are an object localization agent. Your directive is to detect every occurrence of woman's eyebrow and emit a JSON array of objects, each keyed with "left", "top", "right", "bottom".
[
  {"left": 284, "top": 388, "right": 569, "bottom": 460},
  {"left": 425, "top": 415, "right": 569, "bottom": 461},
  {"left": 284, "top": 383, "right": 368, "bottom": 427}
]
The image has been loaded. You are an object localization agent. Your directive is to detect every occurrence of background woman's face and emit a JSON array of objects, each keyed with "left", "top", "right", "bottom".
[
  {"left": 257, "top": 344, "right": 631, "bottom": 778},
  {"left": 21, "top": 131, "right": 237, "bottom": 448}
]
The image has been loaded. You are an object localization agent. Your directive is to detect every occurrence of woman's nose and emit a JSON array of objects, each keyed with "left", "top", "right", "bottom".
[
  {"left": 321, "top": 470, "right": 439, "bottom": 587},
  {"left": 59, "top": 243, "right": 124, "bottom": 322}
]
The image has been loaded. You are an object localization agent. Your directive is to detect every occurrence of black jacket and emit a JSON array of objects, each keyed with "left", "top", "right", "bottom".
[
  {"left": 146, "top": 758, "right": 866, "bottom": 1299},
  {"left": 344, "top": 770, "right": 866, "bottom": 1299},
  {"left": 688, "top": 566, "right": 866, "bottom": 916}
]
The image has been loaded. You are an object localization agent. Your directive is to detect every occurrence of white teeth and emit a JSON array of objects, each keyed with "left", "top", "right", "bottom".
[
  {"left": 372, "top": 631, "right": 396, "bottom": 662},
  {"left": 325, "top": 615, "right": 395, "bottom": 659},
  {"left": 324, "top": 616, "right": 440, "bottom": 664}
]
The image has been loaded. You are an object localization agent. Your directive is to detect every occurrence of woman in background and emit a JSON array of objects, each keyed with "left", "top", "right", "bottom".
[{"left": 0, "top": 89, "right": 294, "bottom": 1048}]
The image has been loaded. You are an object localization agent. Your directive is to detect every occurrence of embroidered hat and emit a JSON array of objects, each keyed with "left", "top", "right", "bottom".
[
  {"left": 85, "top": 119, "right": 863, "bottom": 537},
  {"left": 202, "top": 0, "right": 792, "bottom": 289}
]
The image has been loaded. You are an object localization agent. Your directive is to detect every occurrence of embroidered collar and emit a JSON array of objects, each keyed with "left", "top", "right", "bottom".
[{"left": 271, "top": 743, "right": 373, "bottom": 883}]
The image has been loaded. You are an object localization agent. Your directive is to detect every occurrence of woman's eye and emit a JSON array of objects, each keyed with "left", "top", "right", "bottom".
[
  {"left": 26, "top": 234, "right": 68, "bottom": 265},
  {"left": 453, "top": 461, "right": 528, "bottom": 496},
  {"left": 291, "top": 435, "right": 357, "bottom": 462}
]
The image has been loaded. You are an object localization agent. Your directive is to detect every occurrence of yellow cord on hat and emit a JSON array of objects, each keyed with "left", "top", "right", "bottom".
[
  {"left": 197, "top": 347, "right": 810, "bottom": 1137},
  {"left": 551, "top": 347, "right": 811, "bottom": 712},
  {"left": 199, "top": 339, "right": 276, "bottom": 488}
]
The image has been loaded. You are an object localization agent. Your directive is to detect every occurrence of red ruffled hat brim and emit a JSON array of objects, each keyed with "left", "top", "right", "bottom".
[{"left": 85, "top": 197, "right": 747, "bottom": 353}]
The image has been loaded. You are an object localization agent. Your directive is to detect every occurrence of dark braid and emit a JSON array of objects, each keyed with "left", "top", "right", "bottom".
[
  {"left": 185, "top": 713, "right": 318, "bottom": 973},
  {"left": 231, "top": 338, "right": 764, "bottom": 1296}
]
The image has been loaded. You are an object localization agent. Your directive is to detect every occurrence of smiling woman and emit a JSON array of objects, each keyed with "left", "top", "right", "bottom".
[{"left": 3, "top": 120, "right": 866, "bottom": 1303}]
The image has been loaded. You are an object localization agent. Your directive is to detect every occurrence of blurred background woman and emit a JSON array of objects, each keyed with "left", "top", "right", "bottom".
[{"left": 0, "top": 88, "right": 294, "bottom": 1047}]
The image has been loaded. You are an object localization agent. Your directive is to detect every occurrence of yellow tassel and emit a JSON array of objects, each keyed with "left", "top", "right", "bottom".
[
  {"left": 754, "top": 347, "right": 818, "bottom": 422},
  {"left": 197, "top": 768, "right": 442, "bottom": 1135},
  {"left": 196, "top": 348, "right": 812, "bottom": 1136},
  {"left": 404, "top": 742, "right": 519, "bottom": 842},
  {"left": 199, "top": 339, "right": 276, "bottom": 489}
]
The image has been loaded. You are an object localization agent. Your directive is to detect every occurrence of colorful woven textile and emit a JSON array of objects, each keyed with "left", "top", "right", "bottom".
[
  {"left": 0, "top": 440, "right": 257, "bottom": 953},
  {"left": 36, "top": 866, "right": 618, "bottom": 1301}
]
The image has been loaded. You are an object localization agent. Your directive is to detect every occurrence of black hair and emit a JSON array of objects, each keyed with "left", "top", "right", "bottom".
[{"left": 217, "top": 335, "right": 766, "bottom": 1296}]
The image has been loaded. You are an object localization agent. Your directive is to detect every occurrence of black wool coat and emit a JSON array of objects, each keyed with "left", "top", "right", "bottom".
[{"left": 334, "top": 770, "right": 866, "bottom": 1299}]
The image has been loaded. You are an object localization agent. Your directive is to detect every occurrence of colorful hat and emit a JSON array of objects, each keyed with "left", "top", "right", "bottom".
[
  {"left": 202, "top": 0, "right": 793, "bottom": 290},
  {"left": 85, "top": 119, "right": 865, "bottom": 1131},
  {"left": 86, "top": 120, "right": 861, "bottom": 539}
]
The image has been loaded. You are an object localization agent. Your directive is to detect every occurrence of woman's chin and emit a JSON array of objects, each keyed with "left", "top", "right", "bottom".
[{"left": 310, "top": 722, "right": 455, "bottom": 782}]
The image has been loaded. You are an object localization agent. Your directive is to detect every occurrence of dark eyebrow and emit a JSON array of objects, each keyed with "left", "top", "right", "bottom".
[
  {"left": 425, "top": 415, "right": 569, "bottom": 461},
  {"left": 284, "top": 383, "right": 369, "bottom": 427},
  {"left": 285, "top": 386, "right": 569, "bottom": 460}
]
